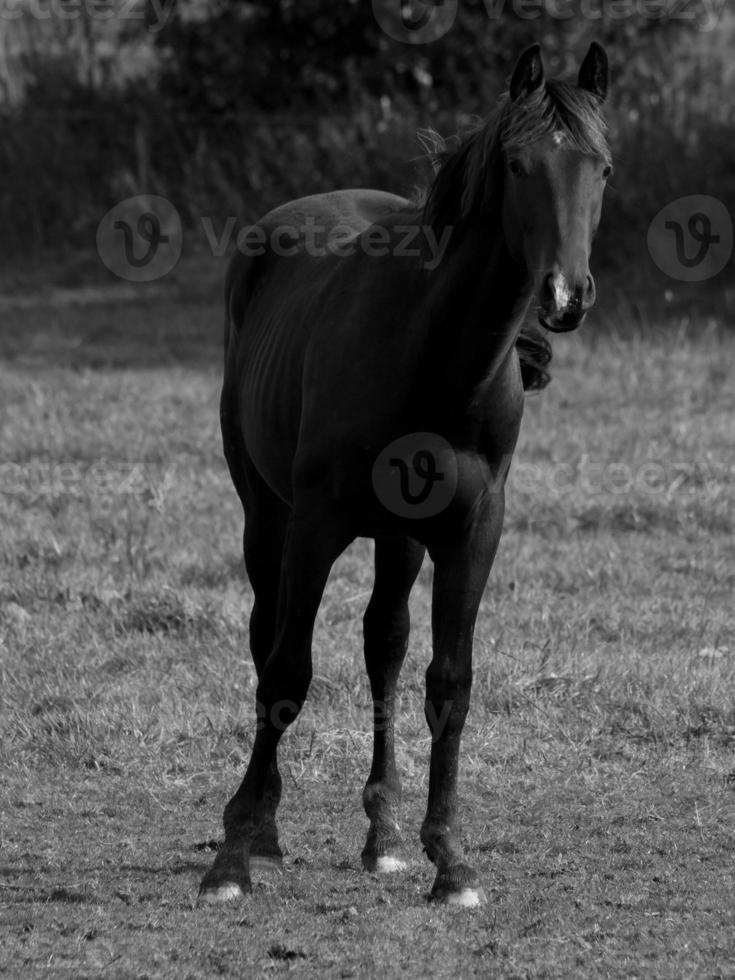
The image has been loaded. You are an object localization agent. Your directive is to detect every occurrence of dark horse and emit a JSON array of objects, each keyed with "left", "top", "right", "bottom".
[{"left": 200, "top": 43, "right": 611, "bottom": 907}]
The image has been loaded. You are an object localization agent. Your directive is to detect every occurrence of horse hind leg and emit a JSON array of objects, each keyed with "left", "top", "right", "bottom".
[
  {"left": 361, "top": 535, "right": 425, "bottom": 873},
  {"left": 241, "top": 494, "right": 289, "bottom": 874},
  {"left": 199, "top": 497, "right": 350, "bottom": 903},
  {"left": 198, "top": 467, "right": 288, "bottom": 907},
  {"left": 219, "top": 345, "right": 292, "bottom": 875}
]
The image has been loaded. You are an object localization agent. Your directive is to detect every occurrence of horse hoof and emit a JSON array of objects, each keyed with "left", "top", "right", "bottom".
[
  {"left": 374, "top": 855, "right": 408, "bottom": 873},
  {"left": 198, "top": 863, "right": 252, "bottom": 904},
  {"left": 249, "top": 854, "right": 284, "bottom": 874},
  {"left": 362, "top": 849, "right": 407, "bottom": 873},
  {"left": 197, "top": 882, "right": 248, "bottom": 904},
  {"left": 444, "top": 886, "right": 487, "bottom": 908},
  {"left": 429, "top": 863, "right": 485, "bottom": 907}
]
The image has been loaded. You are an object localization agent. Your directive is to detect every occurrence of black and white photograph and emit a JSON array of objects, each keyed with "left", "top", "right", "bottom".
[{"left": 1, "top": 1, "right": 733, "bottom": 975}]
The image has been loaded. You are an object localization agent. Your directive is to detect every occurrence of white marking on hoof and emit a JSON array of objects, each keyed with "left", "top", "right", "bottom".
[
  {"left": 197, "top": 883, "right": 246, "bottom": 904},
  {"left": 375, "top": 855, "right": 407, "bottom": 873},
  {"left": 445, "top": 887, "right": 486, "bottom": 908},
  {"left": 249, "top": 855, "right": 284, "bottom": 874}
]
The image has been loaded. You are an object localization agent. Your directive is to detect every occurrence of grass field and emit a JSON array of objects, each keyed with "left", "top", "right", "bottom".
[{"left": 1, "top": 265, "right": 734, "bottom": 979}]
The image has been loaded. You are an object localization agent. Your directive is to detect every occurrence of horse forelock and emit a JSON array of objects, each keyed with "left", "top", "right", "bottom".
[{"left": 500, "top": 81, "right": 611, "bottom": 164}]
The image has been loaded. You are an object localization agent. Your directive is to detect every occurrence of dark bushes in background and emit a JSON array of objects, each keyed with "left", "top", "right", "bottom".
[{"left": 1, "top": 1, "right": 733, "bottom": 279}]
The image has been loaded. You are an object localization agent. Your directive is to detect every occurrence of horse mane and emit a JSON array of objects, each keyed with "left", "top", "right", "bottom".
[
  {"left": 515, "top": 323, "right": 553, "bottom": 392},
  {"left": 420, "top": 81, "right": 610, "bottom": 393}
]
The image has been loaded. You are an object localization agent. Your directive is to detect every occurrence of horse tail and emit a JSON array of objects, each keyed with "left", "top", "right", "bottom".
[
  {"left": 224, "top": 249, "right": 252, "bottom": 359},
  {"left": 516, "top": 324, "right": 552, "bottom": 392},
  {"left": 220, "top": 248, "right": 264, "bottom": 508}
]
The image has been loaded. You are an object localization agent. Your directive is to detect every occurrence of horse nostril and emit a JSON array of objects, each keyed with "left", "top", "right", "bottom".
[{"left": 583, "top": 274, "right": 596, "bottom": 308}]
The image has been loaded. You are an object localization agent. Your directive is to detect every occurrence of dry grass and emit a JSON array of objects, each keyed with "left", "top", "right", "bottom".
[{"left": 1, "top": 282, "right": 734, "bottom": 978}]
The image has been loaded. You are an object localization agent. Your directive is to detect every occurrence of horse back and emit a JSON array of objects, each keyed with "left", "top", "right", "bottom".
[
  {"left": 224, "top": 189, "right": 409, "bottom": 347},
  {"left": 259, "top": 189, "right": 410, "bottom": 240}
]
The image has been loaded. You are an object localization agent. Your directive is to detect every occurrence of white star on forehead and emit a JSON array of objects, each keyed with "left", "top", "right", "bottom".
[{"left": 552, "top": 131, "right": 565, "bottom": 145}]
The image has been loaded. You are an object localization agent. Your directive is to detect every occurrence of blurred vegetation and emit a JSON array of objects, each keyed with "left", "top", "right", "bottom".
[{"left": 1, "top": 0, "right": 734, "bottom": 283}]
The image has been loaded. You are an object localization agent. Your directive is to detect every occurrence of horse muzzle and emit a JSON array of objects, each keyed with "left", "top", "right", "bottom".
[
  {"left": 537, "top": 270, "right": 595, "bottom": 333},
  {"left": 538, "top": 307, "right": 587, "bottom": 333}
]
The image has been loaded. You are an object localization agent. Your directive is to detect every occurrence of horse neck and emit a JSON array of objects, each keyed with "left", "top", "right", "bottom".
[{"left": 416, "top": 213, "right": 533, "bottom": 409}]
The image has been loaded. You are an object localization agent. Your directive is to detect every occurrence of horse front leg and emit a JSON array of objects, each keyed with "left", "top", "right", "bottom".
[
  {"left": 421, "top": 497, "right": 504, "bottom": 906},
  {"left": 198, "top": 505, "right": 350, "bottom": 903},
  {"left": 361, "top": 535, "right": 426, "bottom": 873}
]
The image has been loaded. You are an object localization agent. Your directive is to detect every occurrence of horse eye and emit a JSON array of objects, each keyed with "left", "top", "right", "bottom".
[
  {"left": 602, "top": 165, "right": 613, "bottom": 179},
  {"left": 508, "top": 159, "right": 525, "bottom": 178}
]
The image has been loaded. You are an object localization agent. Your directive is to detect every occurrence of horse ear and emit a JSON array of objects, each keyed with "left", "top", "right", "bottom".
[
  {"left": 510, "top": 44, "right": 545, "bottom": 102},
  {"left": 578, "top": 42, "right": 608, "bottom": 101}
]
